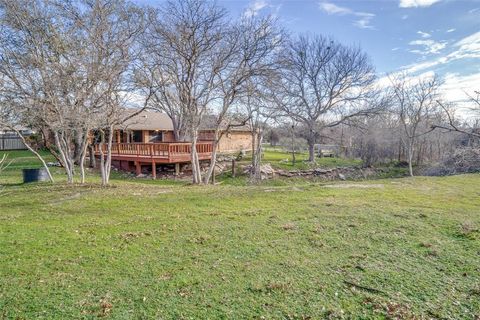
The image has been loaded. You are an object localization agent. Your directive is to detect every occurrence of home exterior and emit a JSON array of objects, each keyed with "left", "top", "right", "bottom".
[{"left": 93, "top": 110, "right": 254, "bottom": 177}]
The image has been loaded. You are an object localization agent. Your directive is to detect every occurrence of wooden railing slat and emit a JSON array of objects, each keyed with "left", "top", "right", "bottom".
[{"left": 94, "top": 142, "right": 213, "bottom": 161}]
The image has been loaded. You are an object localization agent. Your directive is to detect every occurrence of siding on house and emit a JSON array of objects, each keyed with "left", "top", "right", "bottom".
[{"left": 199, "top": 131, "right": 252, "bottom": 153}]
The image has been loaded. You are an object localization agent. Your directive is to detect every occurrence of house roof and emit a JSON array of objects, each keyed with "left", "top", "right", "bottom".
[
  {"left": 119, "top": 108, "right": 252, "bottom": 132},
  {"left": 120, "top": 109, "right": 174, "bottom": 131}
]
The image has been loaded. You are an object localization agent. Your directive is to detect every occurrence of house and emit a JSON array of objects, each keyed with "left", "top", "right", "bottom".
[{"left": 93, "top": 110, "right": 254, "bottom": 177}]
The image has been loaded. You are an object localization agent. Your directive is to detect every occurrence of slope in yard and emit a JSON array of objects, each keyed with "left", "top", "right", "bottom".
[{"left": 0, "top": 174, "right": 479, "bottom": 318}]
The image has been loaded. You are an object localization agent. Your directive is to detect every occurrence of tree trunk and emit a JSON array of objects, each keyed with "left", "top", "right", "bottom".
[
  {"left": 190, "top": 130, "right": 202, "bottom": 184},
  {"left": 251, "top": 130, "right": 256, "bottom": 168},
  {"left": 407, "top": 140, "right": 414, "bottom": 177},
  {"left": 308, "top": 141, "right": 315, "bottom": 162},
  {"left": 99, "top": 131, "right": 106, "bottom": 185},
  {"left": 100, "top": 125, "right": 114, "bottom": 186},
  {"left": 54, "top": 131, "right": 74, "bottom": 183},
  {"left": 203, "top": 137, "right": 219, "bottom": 185},
  {"left": 88, "top": 144, "right": 96, "bottom": 168},
  {"left": 73, "top": 131, "right": 83, "bottom": 165},
  {"left": 79, "top": 133, "right": 89, "bottom": 184},
  {"left": 253, "top": 130, "right": 263, "bottom": 181}
]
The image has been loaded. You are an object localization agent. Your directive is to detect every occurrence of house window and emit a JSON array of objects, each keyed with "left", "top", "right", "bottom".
[
  {"left": 149, "top": 131, "right": 163, "bottom": 142},
  {"left": 132, "top": 130, "right": 143, "bottom": 143}
]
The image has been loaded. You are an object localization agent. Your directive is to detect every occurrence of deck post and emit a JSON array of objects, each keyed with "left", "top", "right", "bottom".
[
  {"left": 175, "top": 163, "right": 180, "bottom": 176},
  {"left": 135, "top": 161, "right": 141, "bottom": 176},
  {"left": 152, "top": 162, "right": 156, "bottom": 180}
]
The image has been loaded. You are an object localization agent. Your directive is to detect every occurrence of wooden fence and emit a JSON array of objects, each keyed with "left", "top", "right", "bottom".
[{"left": 0, "top": 134, "right": 27, "bottom": 151}]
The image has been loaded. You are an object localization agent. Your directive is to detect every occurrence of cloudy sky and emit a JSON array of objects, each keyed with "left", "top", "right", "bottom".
[{"left": 137, "top": 0, "right": 480, "bottom": 104}]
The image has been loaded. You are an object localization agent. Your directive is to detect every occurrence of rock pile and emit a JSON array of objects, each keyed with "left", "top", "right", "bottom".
[
  {"left": 243, "top": 164, "right": 276, "bottom": 180},
  {"left": 243, "top": 164, "right": 380, "bottom": 180}
]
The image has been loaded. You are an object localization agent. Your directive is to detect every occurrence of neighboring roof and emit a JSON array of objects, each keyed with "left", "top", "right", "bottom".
[{"left": 120, "top": 109, "right": 174, "bottom": 131}]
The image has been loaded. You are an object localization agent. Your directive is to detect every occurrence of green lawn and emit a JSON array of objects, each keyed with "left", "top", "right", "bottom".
[
  {"left": 243, "top": 147, "right": 363, "bottom": 171},
  {"left": 0, "top": 149, "right": 56, "bottom": 169},
  {"left": 0, "top": 151, "right": 479, "bottom": 319}
]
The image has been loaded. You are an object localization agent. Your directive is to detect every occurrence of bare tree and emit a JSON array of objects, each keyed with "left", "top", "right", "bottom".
[
  {"left": 273, "top": 35, "right": 378, "bottom": 162},
  {"left": 241, "top": 79, "right": 279, "bottom": 181},
  {"left": 390, "top": 74, "right": 440, "bottom": 176},
  {"left": 0, "top": 0, "right": 84, "bottom": 182},
  {"left": 201, "top": 15, "right": 283, "bottom": 184},
  {"left": 0, "top": 0, "right": 145, "bottom": 185},
  {"left": 76, "top": 0, "right": 146, "bottom": 186},
  {"left": 138, "top": 0, "right": 230, "bottom": 184}
]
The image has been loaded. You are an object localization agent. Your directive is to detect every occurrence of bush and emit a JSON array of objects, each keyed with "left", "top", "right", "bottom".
[{"left": 424, "top": 147, "right": 480, "bottom": 176}]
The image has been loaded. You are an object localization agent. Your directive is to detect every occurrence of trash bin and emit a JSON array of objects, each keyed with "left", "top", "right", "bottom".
[{"left": 23, "top": 168, "right": 50, "bottom": 183}]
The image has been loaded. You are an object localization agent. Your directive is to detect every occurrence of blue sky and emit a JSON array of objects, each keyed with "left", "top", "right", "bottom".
[{"left": 136, "top": 0, "right": 480, "bottom": 103}]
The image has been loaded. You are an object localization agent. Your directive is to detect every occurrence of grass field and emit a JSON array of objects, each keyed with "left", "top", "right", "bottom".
[
  {"left": 1, "top": 151, "right": 479, "bottom": 319},
  {"left": 246, "top": 147, "right": 363, "bottom": 171}
]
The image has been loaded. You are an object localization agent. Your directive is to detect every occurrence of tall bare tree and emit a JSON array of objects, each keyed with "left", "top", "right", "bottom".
[
  {"left": 138, "top": 0, "right": 230, "bottom": 184},
  {"left": 274, "top": 35, "right": 378, "bottom": 162},
  {"left": 75, "top": 0, "right": 146, "bottom": 186},
  {"left": 0, "top": 0, "right": 145, "bottom": 185},
  {"left": 0, "top": 0, "right": 86, "bottom": 183},
  {"left": 201, "top": 15, "right": 283, "bottom": 184},
  {"left": 241, "top": 79, "right": 279, "bottom": 182},
  {"left": 390, "top": 73, "right": 440, "bottom": 176}
]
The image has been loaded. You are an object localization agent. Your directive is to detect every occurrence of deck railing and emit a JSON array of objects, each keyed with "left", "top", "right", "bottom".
[{"left": 94, "top": 141, "right": 213, "bottom": 162}]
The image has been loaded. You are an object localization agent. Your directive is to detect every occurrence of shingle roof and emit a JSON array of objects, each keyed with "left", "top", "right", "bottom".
[
  {"left": 119, "top": 109, "right": 252, "bottom": 132},
  {"left": 120, "top": 109, "right": 174, "bottom": 131}
]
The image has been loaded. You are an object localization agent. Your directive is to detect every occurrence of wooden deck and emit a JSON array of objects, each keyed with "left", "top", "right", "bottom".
[{"left": 94, "top": 142, "right": 213, "bottom": 178}]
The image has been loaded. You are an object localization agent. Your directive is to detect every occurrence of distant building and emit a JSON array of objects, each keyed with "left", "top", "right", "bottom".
[{"left": 0, "top": 127, "right": 32, "bottom": 151}]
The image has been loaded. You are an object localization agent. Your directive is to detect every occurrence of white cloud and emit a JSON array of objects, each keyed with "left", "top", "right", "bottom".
[
  {"left": 409, "top": 39, "right": 447, "bottom": 55},
  {"left": 417, "top": 31, "right": 431, "bottom": 38},
  {"left": 403, "top": 59, "right": 443, "bottom": 73},
  {"left": 440, "top": 72, "right": 480, "bottom": 115},
  {"left": 318, "top": 2, "right": 352, "bottom": 15},
  {"left": 353, "top": 13, "right": 375, "bottom": 29},
  {"left": 244, "top": 0, "right": 268, "bottom": 18},
  {"left": 454, "top": 31, "right": 480, "bottom": 48},
  {"left": 318, "top": 2, "right": 375, "bottom": 29},
  {"left": 399, "top": 0, "right": 441, "bottom": 8},
  {"left": 446, "top": 28, "right": 456, "bottom": 33},
  {"left": 400, "top": 31, "right": 480, "bottom": 75},
  {"left": 449, "top": 31, "right": 480, "bottom": 60}
]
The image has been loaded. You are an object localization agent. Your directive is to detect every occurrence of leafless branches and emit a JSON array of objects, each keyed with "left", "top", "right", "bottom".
[
  {"left": 273, "top": 34, "right": 380, "bottom": 161},
  {"left": 389, "top": 73, "right": 441, "bottom": 176},
  {"left": 432, "top": 92, "right": 480, "bottom": 139},
  {"left": 0, "top": 0, "right": 145, "bottom": 185}
]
